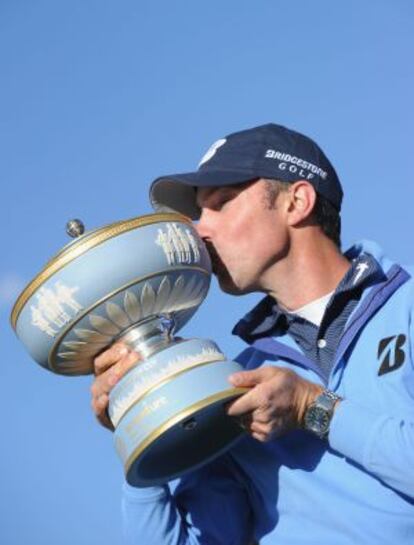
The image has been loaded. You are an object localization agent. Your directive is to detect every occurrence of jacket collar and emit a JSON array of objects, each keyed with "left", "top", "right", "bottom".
[{"left": 232, "top": 240, "right": 389, "bottom": 345}]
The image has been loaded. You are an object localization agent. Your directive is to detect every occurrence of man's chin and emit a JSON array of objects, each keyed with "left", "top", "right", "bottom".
[{"left": 215, "top": 272, "right": 250, "bottom": 296}]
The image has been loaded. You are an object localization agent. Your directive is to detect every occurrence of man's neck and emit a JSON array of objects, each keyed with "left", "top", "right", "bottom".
[{"left": 262, "top": 234, "right": 351, "bottom": 310}]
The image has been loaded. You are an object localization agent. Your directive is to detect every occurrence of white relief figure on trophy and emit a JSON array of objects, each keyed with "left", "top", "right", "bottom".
[
  {"left": 185, "top": 228, "right": 200, "bottom": 263},
  {"left": 55, "top": 282, "right": 83, "bottom": 313},
  {"left": 31, "top": 282, "right": 83, "bottom": 336},
  {"left": 30, "top": 305, "right": 58, "bottom": 337},
  {"left": 167, "top": 223, "right": 185, "bottom": 263},
  {"left": 155, "top": 223, "right": 201, "bottom": 265},
  {"left": 156, "top": 228, "right": 175, "bottom": 265},
  {"left": 36, "top": 286, "right": 71, "bottom": 327},
  {"left": 173, "top": 223, "right": 191, "bottom": 263}
]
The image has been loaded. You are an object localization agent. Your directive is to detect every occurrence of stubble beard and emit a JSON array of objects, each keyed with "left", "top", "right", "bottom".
[
  {"left": 204, "top": 241, "right": 243, "bottom": 295},
  {"left": 206, "top": 241, "right": 259, "bottom": 296}
]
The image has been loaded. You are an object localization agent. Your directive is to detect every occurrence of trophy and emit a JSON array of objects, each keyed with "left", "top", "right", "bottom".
[{"left": 11, "top": 213, "right": 247, "bottom": 486}]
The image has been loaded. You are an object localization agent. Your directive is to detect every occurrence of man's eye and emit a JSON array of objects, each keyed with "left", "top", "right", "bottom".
[
  {"left": 216, "top": 193, "right": 234, "bottom": 208},
  {"left": 217, "top": 197, "right": 230, "bottom": 207}
]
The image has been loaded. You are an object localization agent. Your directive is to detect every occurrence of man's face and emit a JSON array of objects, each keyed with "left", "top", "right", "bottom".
[{"left": 195, "top": 179, "right": 290, "bottom": 295}]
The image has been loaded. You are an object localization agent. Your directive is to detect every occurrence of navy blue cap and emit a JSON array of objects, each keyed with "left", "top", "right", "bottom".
[{"left": 150, "top": 123, "right": 343, "bottom": 219}]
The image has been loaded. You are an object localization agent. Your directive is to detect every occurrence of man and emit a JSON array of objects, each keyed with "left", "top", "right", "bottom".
[{"left": 91, "top": 124, "right": 414, "bottom": 544}]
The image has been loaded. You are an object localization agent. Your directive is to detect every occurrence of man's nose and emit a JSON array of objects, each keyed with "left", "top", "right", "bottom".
[{"left": 195, "top": 209, "right": 211, "bottom": 240}]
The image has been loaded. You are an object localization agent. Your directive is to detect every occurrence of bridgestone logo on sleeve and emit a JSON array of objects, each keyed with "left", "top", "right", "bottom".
[{"left": 265, "top": 149, "right": 328, "bottom": 180}]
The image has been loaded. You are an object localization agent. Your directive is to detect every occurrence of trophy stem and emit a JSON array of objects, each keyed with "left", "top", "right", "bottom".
[{"left": 118, "top": 316, "right": 176, "bottom": 360}]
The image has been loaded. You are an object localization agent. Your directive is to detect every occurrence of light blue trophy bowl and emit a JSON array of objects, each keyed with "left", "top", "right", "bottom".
[{"left": 11, "top": 213, "right": 247, "bottom": 486}]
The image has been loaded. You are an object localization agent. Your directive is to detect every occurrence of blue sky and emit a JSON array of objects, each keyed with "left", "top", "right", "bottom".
[{"left": 1, "top": 1, "right": 413, "bottom": 543}]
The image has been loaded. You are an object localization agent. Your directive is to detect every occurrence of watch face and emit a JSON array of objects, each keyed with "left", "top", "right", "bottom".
[{"left": 304, "top": 406, "right": 330, "bottom": 435}]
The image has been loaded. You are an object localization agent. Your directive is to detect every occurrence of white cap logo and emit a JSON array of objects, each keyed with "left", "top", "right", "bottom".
[{"left": 198, "top": 138, "right": 227, "bottom": 167}]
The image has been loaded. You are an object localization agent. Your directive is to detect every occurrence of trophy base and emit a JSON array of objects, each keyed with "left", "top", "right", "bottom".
[
  {"left": 112, "top": 352, "right": 247, "bottom": 487},
  {"left": 126, "top": 387, "right": 246, "bottom": 487}
]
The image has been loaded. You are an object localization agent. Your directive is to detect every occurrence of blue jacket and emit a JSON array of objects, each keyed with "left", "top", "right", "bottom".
[{"left": 122, "top": 241, "right": 414, "bottom": 544}]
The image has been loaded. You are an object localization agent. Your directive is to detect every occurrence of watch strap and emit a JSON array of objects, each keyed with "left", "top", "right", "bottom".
[
  {"left": 304, "top": 389, "right": 341, "bottom": 439},
  {"left": 315, "top": 390, "right": 340, "bottom": 411}
]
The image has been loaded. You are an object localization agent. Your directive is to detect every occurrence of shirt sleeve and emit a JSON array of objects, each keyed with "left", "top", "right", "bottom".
[
  {"left": 329, "top": 314, "right": 414, "bottom": 499},
  {"left": 329, "top": 399, "right": 414, "bottom": 498},
  {"left": 122, "top": 454, "right": 255, "bottom": 545}
]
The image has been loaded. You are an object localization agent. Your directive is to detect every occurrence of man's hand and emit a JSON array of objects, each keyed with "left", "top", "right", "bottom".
[
  {"left": 91, "top": 343, "right": 141, "bottom": 430},
  {"left": 227, "top": 366, "right": 323, "bottom": 442}
]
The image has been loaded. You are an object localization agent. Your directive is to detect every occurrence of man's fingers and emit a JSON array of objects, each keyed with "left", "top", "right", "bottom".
[
  {"left": 91, "top": 351, "right": 140, "bottom": 399},
  {"left": 226, "top": 377, "right": 280, "bottom": 417},
  {"left": 91, "top": 393, "right": 114, "bottom": 431},
  {"left": 94, "top": 343, "right": 130, "bottom": 375},
  {"left": 252, "top": 407, "right": 273, "bottom": 423},
  {"left": 91, "top": 392, "right": 108, "bottom": 415},
  {"left": 91, "top": 370, "right": 117, "bottom": 400},
  {"left": 226, "top": 389, "right": 262, "bottom": 417},
  {"left": 251, "top": 431, "right": 268, "bottom": 443},
  {"left": 90, "top": 350, "right": 141, "bottom": 431},
  {"left": 228, "top": 366, "right": 278, "bottom": 387},
  {"left": 114, "top": 350, "right": 142, "bottom": 378},
  {"left": 250, "top": 420, "right": 273, "bottom": 436}
]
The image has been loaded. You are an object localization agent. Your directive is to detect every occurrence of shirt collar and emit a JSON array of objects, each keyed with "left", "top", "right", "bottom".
[{"left": 232, "top": 250, "right": 386, "bottom": 344}]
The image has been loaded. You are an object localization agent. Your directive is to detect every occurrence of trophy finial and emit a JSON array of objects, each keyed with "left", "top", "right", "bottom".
[{"left": 66, "top": 219, "right": 85, "bottom": 238}]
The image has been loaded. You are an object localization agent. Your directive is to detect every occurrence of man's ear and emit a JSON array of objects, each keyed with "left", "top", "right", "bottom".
[{"left": 286, "top": 181, "right": 317, "bottom": 226}]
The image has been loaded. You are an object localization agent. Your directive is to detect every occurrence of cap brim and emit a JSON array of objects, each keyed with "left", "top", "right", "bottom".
[{"left": 150, "top": 169, "right": 255, "bottom": 219}]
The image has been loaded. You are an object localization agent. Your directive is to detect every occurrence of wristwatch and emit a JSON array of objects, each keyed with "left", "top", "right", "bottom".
[{"left": 303, "top": 390, "right": 341, "bottom": 439}]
